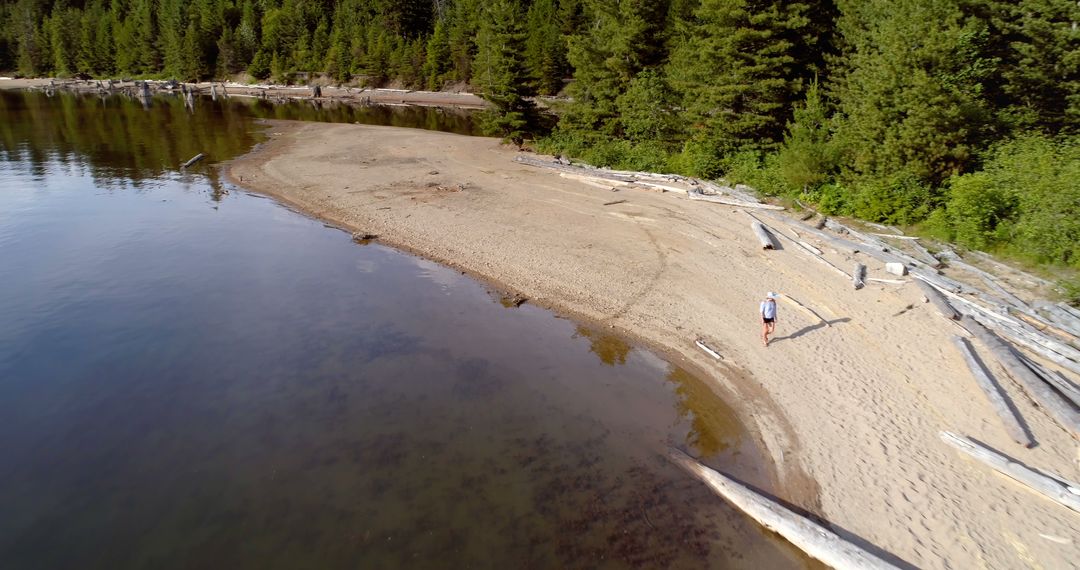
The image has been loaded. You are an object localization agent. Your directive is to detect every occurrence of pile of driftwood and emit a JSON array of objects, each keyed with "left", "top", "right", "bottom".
[
  {"left": 524, "top": 152, "right": 1080, "bottom": 561},
  {"left": 513, "top": 155, "right": 777, "bottom": 210},
  {"left": 758, "top": 210, "right": 1080, "bottom": 515}
]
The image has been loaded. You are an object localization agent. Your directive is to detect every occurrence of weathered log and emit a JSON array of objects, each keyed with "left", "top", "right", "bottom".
[
  {"left": 852, "top": 263, "right": 866, "bottom": 290},
  {"left": 933, "top": 285, "right": 1080, "bottom": 375},
  {"left": 688, "top": 190, "right": 785, "bottom": 210},
  {"left": 915, "top": 278, "right": 960, "bottom": 320},
  {"left": 961, "top": 317, "right": 1080, "bottom": 437},
  {"left": 940, "top": 432, "right": 1080, "bottom": 513},
  {"left": 695, "top": 339, "right": 723, "bottom": 360},
  {"left": 181, "top": 153, "right": 206, "bottom": 169},
  {"left": 1017, "top": 354, "right": 1080, "bottom": 409},
  {"left": 751, "top": 221, "right": 776, "bottom": 250},
  {"left": 669, "top": 449, "right": 903, "bottom": 570},
  {"left": 780, "top": 295, "right": 831, "bottom": 327},
  {"left": 952, "top": 337, "right": 1034, "bottom": 447},
  {"left": 907, "top": 239, "right": 942, "bottom": 268},
  {"left": 797, "top": 240, "right": 822, "bottom": 255},
  {"left": 868, "top": 233, "right": 920, "bottom": 239},
  {"left": 868, "top": 278, "right": 906, "bottom": 285}
]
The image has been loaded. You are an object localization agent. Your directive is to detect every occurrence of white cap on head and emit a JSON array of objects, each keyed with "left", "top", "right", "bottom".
[{"left": 767, "top": 292, "right": 778, "bottom": 299}]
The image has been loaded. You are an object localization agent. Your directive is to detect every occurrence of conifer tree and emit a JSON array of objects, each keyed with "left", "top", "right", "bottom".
[
  {"left": 829, "top": 0, "right": 993, "bottom": 187},
  {"left": 475, "top": 0, "right": 538, "bottom": 145},
  {"left": 668, "top": 0, "right": 818, "bottom": 157}
]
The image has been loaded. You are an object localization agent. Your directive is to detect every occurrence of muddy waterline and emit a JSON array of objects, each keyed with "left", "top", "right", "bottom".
[{"left": 0, "top": 91, "right": 815, "bottom": 569}]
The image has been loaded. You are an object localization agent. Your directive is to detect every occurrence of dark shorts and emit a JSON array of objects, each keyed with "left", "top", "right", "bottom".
[{"left": 763, "top": 318, "right": 775, "bottom": 324}]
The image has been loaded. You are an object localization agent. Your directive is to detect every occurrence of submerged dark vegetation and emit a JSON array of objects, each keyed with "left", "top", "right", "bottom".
[{"left": 1, "top": 0, "right": 1077, "bottom": 297}]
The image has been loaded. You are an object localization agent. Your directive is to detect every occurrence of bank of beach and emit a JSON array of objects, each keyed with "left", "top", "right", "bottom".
[{"left": 227, "top": 120, "right": 1079, "bottom": 569}]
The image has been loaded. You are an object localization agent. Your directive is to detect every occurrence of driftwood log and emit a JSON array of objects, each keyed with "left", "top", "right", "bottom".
[
  {"left": 695, "top": 339, "right": 723, "bottom": 360},
  {"left": 181, "top": 153, "right": 206, "bottom": 169},
  {"left": 688, "top": 190, "right": 785, "bottom": 210},
  {"left": 952, "top": 336, "right": 1034, "bottom": 447},
  {"left": 1017, "top": 354, "right": 1080, "bottom": 409},
  {"left": 852, "top": 263, "right": 866, "bottom": 290},
  {"left": 780, "top": 295, "right": 831, "bottom": 327},
  {"left": 669, "top": 449, "right": 903, "bottom": 570},
  {"left": 961, "top": 317, "right": 1080, "bottom": 438},
  {"left": 751, "top": 221, "right": 776, "bottom": 249},
  {"left": 940, "top": 432, "right": 1080, "bottom": 513},
  {"left": 916, "top": 278, "right": 960, "bottom": 320}
]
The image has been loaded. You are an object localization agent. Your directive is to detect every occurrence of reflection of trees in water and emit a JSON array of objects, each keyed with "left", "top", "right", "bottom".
[
  {"left": 666, "top": 366, "right": 741, "bottom": 458},
  {"left": 573, "top": 325, "right": 631, "bottom": 366},
  {"left": 0, "top": 91, "right": 261, "bottom": 182},
  {"left": 0, "top": 91, "right": 480, "bottom": 185},
  {"left": 237, "top": 98, "right": 478, "bottom": 136}
]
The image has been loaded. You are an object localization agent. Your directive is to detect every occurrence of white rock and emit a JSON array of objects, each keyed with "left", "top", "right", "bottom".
[{"left": 885, "top": 262, "right": 908, "bottom": 276}]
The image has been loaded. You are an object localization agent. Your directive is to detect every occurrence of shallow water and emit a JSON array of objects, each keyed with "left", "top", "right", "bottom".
[{"left": 0, "top": 91, "right": 813, "bottom": 569}]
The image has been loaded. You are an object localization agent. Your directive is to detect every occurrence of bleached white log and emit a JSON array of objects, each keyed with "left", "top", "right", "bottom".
[
  {"left": 1017, "top": 354, "right": 1080, "bottom": 409},
  {"left": 751, "top": 221, "right": 776, "bottom": 249},
  {"left": 181, "top": 153, "right": 205, "bottom": 168},
  {"left": 940, "top": 432, "right": 1080, "bottom": 513},
  {"left": 779, "top": 294, "right": 831, "bottom": 327},
  {"left": 916, "top": 278, "right": 960, "bottom": 320},
  {"left": 961, "top": 317, "right": 1080, "bottom": 438},
  {"left": 952, "top": 337, "right": 1034, "bottom": 447},
  {"left": 853, "top": 263, "right": 866, "bottom": 290},
  {"left": 695, "top": 339, "right": 723, "bottom": 360},
  {"left": 688, "top": 190, "right": 785, "bottom": 210},
  {"left": 669, "top": 449, "right": 903, "bottom": 570}
]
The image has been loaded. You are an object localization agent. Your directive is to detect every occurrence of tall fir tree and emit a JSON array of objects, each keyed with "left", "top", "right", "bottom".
[
  {"left": 474, "top": 0, "right": 538, "bottom": 145},
  {"left": 667, "top": 0, "right": 819, "bottom": 160}
]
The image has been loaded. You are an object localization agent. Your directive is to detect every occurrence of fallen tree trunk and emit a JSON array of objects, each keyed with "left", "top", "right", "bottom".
[
  {"left": 751, "top": 221, "right": 776, "bottom": 250},
  {"left": 669, "top": 449, "right": 903, "bottom": 570},
  {"left": 688, "top": 190, "right": 785, "bottom": 210},
  {"left": 1017, "top": 354, "right": 1080, "bottom": 409},
  {"left": 916, "top": 278, "right": 960, "bottom": 320},
  {"left": 853, "top": 263, "right": 866, "bottom": 290},
  {"left": 779, "top": 295, "right": 831, "bottom": 328},
  {"left": 695, "top": 339, "right": 723, "bottom": 361},
  {"left": 181, "top": 153, "right": 205, "bottom": 169},
  {"left": 931, "top": 284, "right": 1080, "bottom": 375},
  {"left": 940, "top": 431, "right": 1080, "bottom": 513},
  {"left": 952, "top": 337, "right": 1034, "bottom": 447},
  {"left": 960, "top": 317, "right": 1080, "bottom": 438}
]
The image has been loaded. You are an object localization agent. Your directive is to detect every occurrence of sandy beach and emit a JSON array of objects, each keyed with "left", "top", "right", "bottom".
[{"left": 227, "top": 120, "right": 1080, "bottom": 569}]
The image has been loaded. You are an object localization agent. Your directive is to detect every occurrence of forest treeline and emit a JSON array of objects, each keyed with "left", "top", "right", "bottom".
[{"left": 1, "top": 0, "right": 1078, "bottom": 292}]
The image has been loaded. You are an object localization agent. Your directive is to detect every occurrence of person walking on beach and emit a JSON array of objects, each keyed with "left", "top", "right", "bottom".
[{"left": 760, "top": 292, "right": 778, "bottom": 347}]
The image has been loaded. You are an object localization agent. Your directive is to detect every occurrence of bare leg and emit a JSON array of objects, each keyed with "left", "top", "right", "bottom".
[{"left": 761, "top": 322, "right": 770, "bottom": 346}]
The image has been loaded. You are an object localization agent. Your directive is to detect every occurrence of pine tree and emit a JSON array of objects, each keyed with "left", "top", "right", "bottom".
[
  {"left": 829, "top": 0, "right": 993, "bottom": 187},
  {"left": 563, "top": 0, "right": 671, "bottom": 135},
  {"left": 475, "top": 0, "right": 539, "bottom": 145},
  {"left": 668, "top": 0, "right": 818, "bottom": 157}
]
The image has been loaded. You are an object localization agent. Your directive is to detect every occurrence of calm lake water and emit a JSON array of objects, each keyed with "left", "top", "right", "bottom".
[{"left": 0, "top": 91, "right": 812, "bottom": 569}]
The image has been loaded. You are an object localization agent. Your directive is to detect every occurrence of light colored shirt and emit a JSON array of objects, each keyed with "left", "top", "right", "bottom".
[{"left": 760, "top": 299, "right": 777, "bottom": 319}]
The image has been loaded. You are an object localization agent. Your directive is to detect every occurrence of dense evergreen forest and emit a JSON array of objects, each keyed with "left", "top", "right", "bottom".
[{"left": 1, "top": 0, "right": 1078, "bottom": 292}]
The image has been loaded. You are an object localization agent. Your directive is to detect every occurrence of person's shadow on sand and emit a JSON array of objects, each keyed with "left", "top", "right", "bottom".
[{"left": 770, "top": 317, "right": 851, "bottom": 345}]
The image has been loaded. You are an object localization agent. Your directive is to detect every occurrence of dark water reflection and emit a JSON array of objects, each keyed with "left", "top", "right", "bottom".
[{"left": 0, "top": 91, "right": 814, "bottom": 569}]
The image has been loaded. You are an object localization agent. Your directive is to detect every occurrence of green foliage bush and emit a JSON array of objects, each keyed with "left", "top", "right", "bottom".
[{"left": 945, "top": 134, "right": 1080, "bottom": 267}]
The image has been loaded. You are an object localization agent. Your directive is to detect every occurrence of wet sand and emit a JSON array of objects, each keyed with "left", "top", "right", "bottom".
[{"left": 226, "top": 120, "right": 1080, "bottom": 569}]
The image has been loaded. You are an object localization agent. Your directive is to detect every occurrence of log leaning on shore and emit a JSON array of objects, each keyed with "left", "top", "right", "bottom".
[
  {"left": 960, "top": 317, "right": 1080, "bottom": 438},
  {"left": 751, "top": 221, "right": 776, "bottom": 250},
  {"left": 916, "top": 278, "right": 960, "bottom": 320},
  {"left": 852, "top": 263, "right": 866, "bottom": 290},
  {"left": 669, "top": 449, "right": 904, "bottom": 570},
  {"left": 181, "top": 153, "right": 206, "bottom": 169},
  {"left": 940, "top": 432, "right": 1080, "bottom": 514},
  {"left": 687, "top": 189, "right": 785, "bottom": 210},
  {"left": 951, "top": 336, "right": 1034, "bottom": 447}
]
